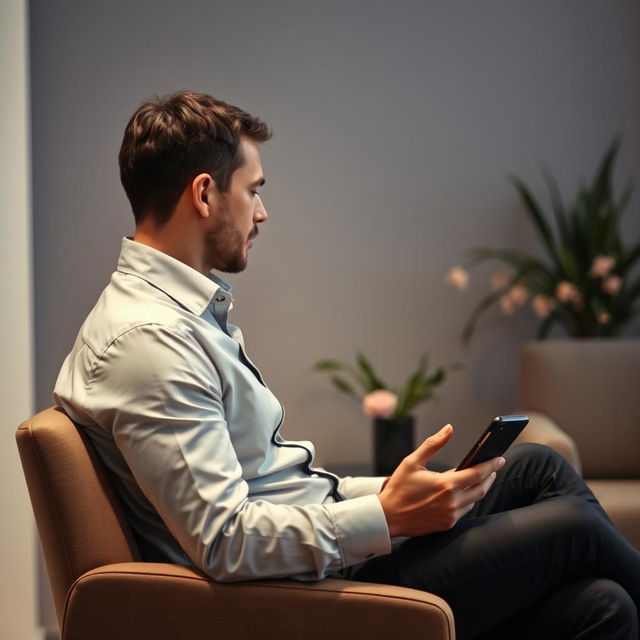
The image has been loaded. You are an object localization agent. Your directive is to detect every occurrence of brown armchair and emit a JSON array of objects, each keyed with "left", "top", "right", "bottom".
[
  {"left": 516, "top": 339, "right": 640, "bottom": 549},
  {"left": 16, "top": 407, "right": 455, "bottom": 640}
]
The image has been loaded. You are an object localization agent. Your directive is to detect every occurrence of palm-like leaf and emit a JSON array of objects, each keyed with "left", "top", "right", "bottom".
[
  {"left": 330, "top": 375, "right": 358, "bottom": 399},
  {"left": 313, "top": 353, "right": 455, "bottom": 418},
  {"left": 457, "top": 139, "right": 638, "bottom": 342},
  {"left": 463, "top": 289, "right": 505, "bottom": 345},
  {"left": 509, "top": 175, "right": 560, "bottom": 270},
  {"left": 541, "top": 165, "right": 571, "bottom": 248},
  {"left": 356, "top": 352, "right": 386, "bottom": 392},
  {"left": 536, "top": 314, "right": 557, "bottom": 339},
  {"left": 312, "top": 359, "right": 348, "bottom": 372}
]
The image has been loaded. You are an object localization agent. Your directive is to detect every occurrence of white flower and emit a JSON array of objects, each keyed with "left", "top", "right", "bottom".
[
  {"left": 491, "top": 271, "right": 512, "bottom": 292},
  {"left": 445, "top": 266, "right": 469, "bottom": 290},
  {"left": 602, "top": 275, "right": 622, "bottom": 295},
  {"left": 362, "top": 390, "right": 398, "bottom": 418},
  {"left": 555, "top": 281, "right": 581, "bottom": 305},
  {"left": 531, "top": 295, "right": 555, "bottom": 319},
  {"left": 590, "top": 255, "right": 616, "bottom": 278}
]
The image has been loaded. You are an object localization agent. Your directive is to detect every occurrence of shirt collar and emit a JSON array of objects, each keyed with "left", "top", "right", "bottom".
[{"left": 116, "top": 237, "right": 233, "bottom": 316}]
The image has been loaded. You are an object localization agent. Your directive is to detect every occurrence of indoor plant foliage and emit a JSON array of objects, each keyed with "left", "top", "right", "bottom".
[
  {"left": 312, "top": 353, "right": 456, "bottom": 474},
  {"left": 447, "top": 139, "right": 640, "bottom": 343},
  {"left": 312, "top": 353, "right": 452, "bottom": 420}
]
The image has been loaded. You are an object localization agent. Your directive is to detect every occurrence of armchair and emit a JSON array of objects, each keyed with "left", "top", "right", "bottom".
[{"left": 16, "top": 407, "right": 455, "bottom": 640}]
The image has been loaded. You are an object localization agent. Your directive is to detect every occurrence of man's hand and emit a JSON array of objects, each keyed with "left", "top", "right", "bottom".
[{"left": 378, "top": 424, "right": 505, "bottom": 537}]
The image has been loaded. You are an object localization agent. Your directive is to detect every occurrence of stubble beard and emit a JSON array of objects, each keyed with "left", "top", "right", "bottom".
[{"left": 205, "top": 196, "right": 253, "bottom": 273}]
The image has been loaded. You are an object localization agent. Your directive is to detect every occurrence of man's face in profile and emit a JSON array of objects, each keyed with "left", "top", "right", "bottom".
[{"left": 205, "top": 137, "right": 267, "bottom": 273}]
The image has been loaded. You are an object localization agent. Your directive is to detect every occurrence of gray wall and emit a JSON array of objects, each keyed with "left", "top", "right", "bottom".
[{"left": 32, "top": 0, "right": 640, "bottom": 470}]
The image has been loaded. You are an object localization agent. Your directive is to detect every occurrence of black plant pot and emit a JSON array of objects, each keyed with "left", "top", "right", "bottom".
[{"left": 373, "top": 416, "right": 415, "bottom": 476}]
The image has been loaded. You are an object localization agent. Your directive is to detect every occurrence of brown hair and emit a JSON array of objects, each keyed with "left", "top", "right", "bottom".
[{"left": 118, "top": 91, "right": 271, "bottom": 226}]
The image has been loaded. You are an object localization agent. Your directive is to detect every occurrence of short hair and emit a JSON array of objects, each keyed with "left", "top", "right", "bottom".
[{"left": 118, "top": 91, "right": 271, "bottom": 226}]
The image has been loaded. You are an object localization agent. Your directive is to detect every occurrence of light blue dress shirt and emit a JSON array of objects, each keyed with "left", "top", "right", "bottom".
[{"left": 54, "top": 238, "right": 391, "bottom": 581}]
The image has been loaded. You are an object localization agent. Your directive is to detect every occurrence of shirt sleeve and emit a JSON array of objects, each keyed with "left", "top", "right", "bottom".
[
  {"left": 86, "top": 323, "right": 391, "bottom": 582},
  {"left": 338, "top": 475, "right": 387, "bottom": 498}
]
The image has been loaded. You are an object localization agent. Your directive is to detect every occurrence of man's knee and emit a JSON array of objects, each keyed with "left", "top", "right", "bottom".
[
  {"left": 508, "top": 442, "right": 564, "bottom": 466},
  {"left": 504, "top": 442, "right": 571, "bottom": 481},
  {"left": 580, "top": 579, "right": 638, "bottom": 638}
]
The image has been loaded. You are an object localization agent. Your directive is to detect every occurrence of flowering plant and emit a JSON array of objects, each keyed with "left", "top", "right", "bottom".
[
  {"left": 447, "top": 139, "right": 640, "bottom": 342},
  {"left": 312, "top": 353, "right": 456, "bottom": 420}
]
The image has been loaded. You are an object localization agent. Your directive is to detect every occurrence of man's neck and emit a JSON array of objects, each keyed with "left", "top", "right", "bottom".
[{"left": 133, "top": 222, "right": 209, "bottom": 275}]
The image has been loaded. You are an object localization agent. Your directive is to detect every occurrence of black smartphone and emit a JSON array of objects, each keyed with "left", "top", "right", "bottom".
[{"left": 456, "top": 414, "right": 529, "bottom": 471}]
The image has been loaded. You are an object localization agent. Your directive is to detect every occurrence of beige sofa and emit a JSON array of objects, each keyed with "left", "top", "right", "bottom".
[{"left": 516, "top": 339, "right": 640, "bottom": 549}]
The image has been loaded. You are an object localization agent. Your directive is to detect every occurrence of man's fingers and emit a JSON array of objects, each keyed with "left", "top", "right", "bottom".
[
  {"left": 450, "top": 472, "right": 498, "bottom": 526},
  {"left": 409, "top": 424, "right": 453, "bottom": 465},
  {"left": 465, "top": 471, "right": 497, "bottom": 503},
  {"left": 455, "top": 457, "right": 504, "bottom": 490}
]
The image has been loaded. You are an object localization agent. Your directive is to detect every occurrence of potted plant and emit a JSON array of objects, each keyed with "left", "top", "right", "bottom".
[
  {"left": 446, "top": 139, "right": 640, "bottom": 343},
  {"left": 312, "top": 353, "right": 457, "bottom": 475}
]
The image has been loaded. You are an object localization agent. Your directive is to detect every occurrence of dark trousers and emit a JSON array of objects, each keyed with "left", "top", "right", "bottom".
[{"left": 352, "top": 444, "right": 640, "bottom": 639}]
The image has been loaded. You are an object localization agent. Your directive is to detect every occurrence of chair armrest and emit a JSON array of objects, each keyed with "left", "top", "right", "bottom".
[
  {"left": 63, "top": 562, "right": 454, "bottom": 640},
  {"left": 516, "top": 411, "right": 582, "bottom": 474}
]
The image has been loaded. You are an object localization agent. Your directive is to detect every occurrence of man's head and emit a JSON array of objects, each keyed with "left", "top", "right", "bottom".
[
  {"left": 119, "top": 91, "right": 271, "bottom": 226},
  {"left": 119, "top": 91, "right": 271, "bottom": 273}
]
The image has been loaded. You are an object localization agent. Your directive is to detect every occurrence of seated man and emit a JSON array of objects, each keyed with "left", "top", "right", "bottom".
[{"left": 54, "top": 91, "right": 640, "bottom": 640}]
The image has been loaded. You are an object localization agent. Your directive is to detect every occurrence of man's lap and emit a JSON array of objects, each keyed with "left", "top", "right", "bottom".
[{"left": 352, "top": 444, "right": 639, "bottom": 639}]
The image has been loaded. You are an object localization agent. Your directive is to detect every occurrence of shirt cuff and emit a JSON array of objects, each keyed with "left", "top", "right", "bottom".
[{"left": 325, "top": 494, "right": 391, "bottom": 568}]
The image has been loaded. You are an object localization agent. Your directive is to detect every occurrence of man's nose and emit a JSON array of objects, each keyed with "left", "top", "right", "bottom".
[{"left": 255, "top": 195, "right": 268, "bottom": 223}]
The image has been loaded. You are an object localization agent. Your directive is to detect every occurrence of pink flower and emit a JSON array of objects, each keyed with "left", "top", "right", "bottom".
[
  {"left": 491, "top": 271, "right": 512, "bottom": 291},
  {"left": 531, "top": 295, "right": 555, "bottom": 318},
  {"left": 590, "top": 255, "right": 616, "bottom": 278},
  {"left": 507, "top": 284, "right": 528, "bottom": 306},
  {"left": 362, "top": 390, "right": 398, "bottom": 418},
  {"left": 598, "top": 311, "right": 611, "bottom": 325},
  {"left": 445, "top": 266, "right": 469, "bottom": 290},
  {"left": 602, "top": 275, "right": 622, "bottom": 295},
  {"left": 555, "top": 281, "right": 581, "bottom": 305},
  {"left": 499, "top": 294, "right": 516, "bottom": 315}
]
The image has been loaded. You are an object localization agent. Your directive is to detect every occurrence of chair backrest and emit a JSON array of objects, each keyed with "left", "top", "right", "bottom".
[
  {"left": 519, "top": 339, "right": 640, "bottom": 479},
  {"left": 16, "top": 406, "right": 139, "bottom": 625}
]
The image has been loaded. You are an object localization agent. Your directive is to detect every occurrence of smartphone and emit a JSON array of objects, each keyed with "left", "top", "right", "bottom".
[{"left": 456, "top": 414, "right": 529, "bottom": 471}]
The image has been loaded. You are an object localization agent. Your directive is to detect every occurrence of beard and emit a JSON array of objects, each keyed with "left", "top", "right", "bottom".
[{"left": 205, "top": 196, "right": 257, "bottom": 273}]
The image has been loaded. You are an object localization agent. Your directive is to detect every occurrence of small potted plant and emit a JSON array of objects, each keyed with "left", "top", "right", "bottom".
[
  {"left": 446, "top": 139, "right": 639, "bottom": 343},
  {"left": 312, "top": 353, "right": 457, "bottom": 475}
]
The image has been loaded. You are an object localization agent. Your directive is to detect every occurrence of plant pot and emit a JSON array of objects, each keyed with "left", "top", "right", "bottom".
[
  {"left": 519, "top": 338, "right": 640, "bottom": 478},
  {"left": 373, "top": 416, "right": 415, "bottom": 476}
]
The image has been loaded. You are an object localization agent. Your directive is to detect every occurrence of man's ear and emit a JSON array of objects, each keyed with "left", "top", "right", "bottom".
[{"left": 191, "top": 173, "right": 217, "bottom": 218}]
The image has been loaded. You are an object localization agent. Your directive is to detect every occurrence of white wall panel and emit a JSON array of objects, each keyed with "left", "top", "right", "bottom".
[{"left": 0, "top": 0, "right": 38, "bottom": 637}]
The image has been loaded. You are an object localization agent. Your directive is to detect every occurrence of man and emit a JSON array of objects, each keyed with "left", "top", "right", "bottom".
[{"left": 55, "top": 91, "right": 639, "bottom": 639}]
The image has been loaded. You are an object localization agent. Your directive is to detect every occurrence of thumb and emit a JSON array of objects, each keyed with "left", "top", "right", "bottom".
[{"left": 410, "top": 424, "right": 453, "bottom": 465}]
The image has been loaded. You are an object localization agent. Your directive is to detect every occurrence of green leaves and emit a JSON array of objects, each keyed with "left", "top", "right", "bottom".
[
  {"left": 312, "top": 359, "right": 347, "bottom": 372},
  {"left": 458, "top": 138, "right": 638, "bottom": 342},
  {"left": 509, "top": 174, "right": 559, "bottom": 270},
  {"left": 355, "top": 352, "right": 386, "bottom": 391},
  {"left": 329, "top": 375, "right": 358, "bottom": 399},
  {"left": 312, "top": 352, "right": 457, "bottom": 418}
]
